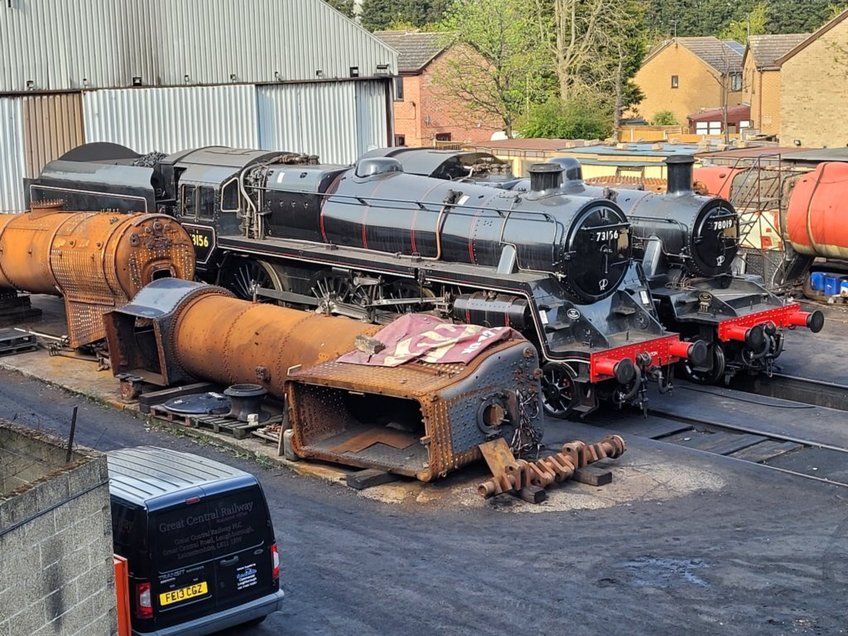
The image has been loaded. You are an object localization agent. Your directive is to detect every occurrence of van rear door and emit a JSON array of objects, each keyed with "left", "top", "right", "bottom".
[{"left": 149, "top": 485, "right": 275, "bottom": 629}]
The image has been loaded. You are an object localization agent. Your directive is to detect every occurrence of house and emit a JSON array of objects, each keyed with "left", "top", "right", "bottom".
[
  {"left": 632, "top": 37, "right": 744, "bottom": 128},
  {"left": 374, "top": 31, "right": 502, "bottom": 147},
  {"left": 687, "top": 104, "right": 751, "bottom": 135},
  {"left": 778, "top": 9, "right": 848, "bottom": 147},
  {"left": 741, "top": 34, "right": 809, "bottom": 136}
]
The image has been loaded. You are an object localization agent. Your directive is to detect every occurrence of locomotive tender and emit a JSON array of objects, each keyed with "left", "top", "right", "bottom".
[
  {"left": 28, "top": 143, "right": 705, "bottom": 417},
  {"left": 392, "top": 148, "right": 823, "bottom": 383}
]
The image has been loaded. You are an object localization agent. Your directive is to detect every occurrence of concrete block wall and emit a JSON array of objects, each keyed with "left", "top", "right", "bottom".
[{"left": 0, "top": 422, "right": 116, "bottom": 636}]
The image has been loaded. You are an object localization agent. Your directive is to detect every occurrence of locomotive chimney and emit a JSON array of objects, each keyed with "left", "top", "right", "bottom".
[
  {"left": 665, "top": 155, "right": 695, "bottom": 195},
  {"left": 528, "top": 163, "right": 564, "bottom": 193}
]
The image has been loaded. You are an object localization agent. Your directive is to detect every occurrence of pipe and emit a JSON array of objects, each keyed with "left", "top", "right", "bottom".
[{"left": 665, "top": 155, "right": 695, "bottom": 195}]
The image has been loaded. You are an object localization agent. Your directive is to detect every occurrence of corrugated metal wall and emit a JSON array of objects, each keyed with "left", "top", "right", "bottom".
[
  {"left": 22, "top": 93, "right": 85, "bottom": 178},
  {"left": 355, "top": 80, "right": 390, "bottom": 156},
  {"left": 0, "top": 98, "right": 27, "bottom": 212},
  {"left": 0, "top": 0, "right": 396, "bottom": 93},
  {"left": 258, "top": 80, "right": 389, "bottom": 164},
  {"left": 82, "top": 86, "right": 259, "bottom": 154}
]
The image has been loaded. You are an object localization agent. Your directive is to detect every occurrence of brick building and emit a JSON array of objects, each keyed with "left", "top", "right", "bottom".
[
  {"left": 778, "top": 9, "right": 848, "bottom": 147},
  {"left": 374, "top": 31, "right": 501, "bottom": 147},
  {"left": 631, "top": 37, "right": 744, "bottom": 128},
  {"left": 741, "top": 34, "right": 809, "bottom": 136}
]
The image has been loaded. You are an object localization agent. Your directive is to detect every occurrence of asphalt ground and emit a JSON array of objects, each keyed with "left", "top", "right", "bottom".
[{"left": 1, "top": 297, "right": 847, "bottom": 635}]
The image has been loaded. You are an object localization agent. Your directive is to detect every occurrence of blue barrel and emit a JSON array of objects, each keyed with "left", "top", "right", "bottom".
[{"left": 810, "top": 271, "right": 826, "bottom": 291}]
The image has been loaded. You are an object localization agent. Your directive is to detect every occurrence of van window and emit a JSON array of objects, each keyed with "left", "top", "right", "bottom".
[{"left": 151, "top": 489, "right": 267, "bottom": 570}]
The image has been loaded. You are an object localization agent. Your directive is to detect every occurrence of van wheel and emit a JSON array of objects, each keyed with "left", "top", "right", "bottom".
[{"left": 243, "top": 616, "right": 267, "bottom": 628}]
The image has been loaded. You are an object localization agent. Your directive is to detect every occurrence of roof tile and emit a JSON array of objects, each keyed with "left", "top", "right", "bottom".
[{"left": 374, "top": 31, "right": 450, "bottom": 73}]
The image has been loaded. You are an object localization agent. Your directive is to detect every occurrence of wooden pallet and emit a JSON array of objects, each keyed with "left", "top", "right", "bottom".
[{"left": 150, "top": 405, "right": 282, "bottom": 440}]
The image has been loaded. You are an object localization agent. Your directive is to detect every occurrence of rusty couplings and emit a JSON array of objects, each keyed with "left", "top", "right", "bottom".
[
  {"left": 0, "top": 204, "right": 195, "bottom": 346},
  {"left": 478, "top": 435, "right": 626, "bottom": 498}
]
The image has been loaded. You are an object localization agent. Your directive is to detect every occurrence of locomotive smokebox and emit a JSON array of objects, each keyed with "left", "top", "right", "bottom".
[
  {"left": 666, "top": 155, "right": 695, "bottom": 195},
  {"left": 528, "top": 162, "right": 564, "bottom": 193},
  {"left": 0, "top": 206, "right": 195, "bottom": 347}
]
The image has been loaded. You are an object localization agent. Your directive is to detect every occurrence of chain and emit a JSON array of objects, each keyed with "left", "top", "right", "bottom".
[{"left": 510, "top": 391, "right": 543, "bottom": 460}]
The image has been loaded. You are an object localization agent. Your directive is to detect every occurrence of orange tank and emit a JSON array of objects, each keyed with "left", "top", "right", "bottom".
[
  {"left": 786, "top": 162, "right": 848, "bottom": 259},
  {"left": 692, "top": 166, "right": 742, "bottom": 198},
  {"left": 0, "top": 203, "right": 195, "bottom": 347}
]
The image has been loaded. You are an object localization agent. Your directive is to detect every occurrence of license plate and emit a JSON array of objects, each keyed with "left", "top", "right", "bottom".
[{"left": 159, "top": 581, "right": 208, "bottom": 606}]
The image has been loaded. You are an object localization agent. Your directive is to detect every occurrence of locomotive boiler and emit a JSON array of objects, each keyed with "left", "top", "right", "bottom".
[
  {"left": 385, "top": 148, "right": 824, "bottom": 383},
  {"left": 533, "top": 155, "right": 821, "bottom": 383},
  {"left": 105, "top": 278, "right": 543, "bottom": 481},
  {"left": 28, "top": 143, "right": 705, "bottom": 417},
  {"left": 0, "top": 202, "right": 195, "bottom": 347}
]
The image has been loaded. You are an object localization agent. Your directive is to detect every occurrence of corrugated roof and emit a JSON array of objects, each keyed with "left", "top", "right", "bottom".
[
  {"left": 373, "top": 31, "right": 450, "bottom": 72},
  {"left": 646, "top": 37, "right": 743, "bottom": 74},
  {"left": 747, "top": 34, "right": 810, "bottom": 69},
  {"left": 688, "top": 104, "right": 751, "bottom": 124},
  {"left": 0, "top": 0, "right": 399, "bottom": 93}
]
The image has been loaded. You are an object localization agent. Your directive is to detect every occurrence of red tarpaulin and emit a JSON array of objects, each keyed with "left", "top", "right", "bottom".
[{"left": 337, "top": 314, "right": 517, "bottom": 367}]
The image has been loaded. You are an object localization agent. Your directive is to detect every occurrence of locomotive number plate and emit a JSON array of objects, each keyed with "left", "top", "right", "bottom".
[{"left": 182, "top": 224, "right": 216, "bottom": 264}]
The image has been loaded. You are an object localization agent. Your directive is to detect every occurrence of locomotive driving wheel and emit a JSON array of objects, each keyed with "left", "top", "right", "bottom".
[
  {"left": 218, "top": 258, "right": 287, "bottom": 302},
  {"left": 541, "top": 362, "right": 578, "bottom": 419},
  {"left": 680, "top": 342, "right": 726, "bottom": 385},
  {"left": 381, "top": 280, "right": 436, "bottom": 314}
]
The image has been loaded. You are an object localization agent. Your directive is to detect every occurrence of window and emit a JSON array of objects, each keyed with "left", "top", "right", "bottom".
[
  {"left": 435, "top": 132, "right": 452, "bottom": 141},
  {"left": 730, "top": 72, "right": 742, "bottom": 91},
  {"left": 671, "top": 75, "right": 679, "bottom": 89},
  {"left": 394, "top": 76, "right": 404, "bottom": 101},
  {"left": 394, "top": 134, "right": 406, "bottom": 146}
]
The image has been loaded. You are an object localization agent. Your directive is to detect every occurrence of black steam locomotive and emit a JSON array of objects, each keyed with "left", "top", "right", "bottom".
[
  {"left": 384, "top": 148, "right": 823, "bottom": 383},
  {"left": 27, "top": 143, "right": 705, "bottom": 417}
]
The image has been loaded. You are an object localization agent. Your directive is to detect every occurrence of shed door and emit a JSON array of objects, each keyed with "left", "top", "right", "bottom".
[{"left": 23, "top": 92, "right": 84, "bottom": 178}]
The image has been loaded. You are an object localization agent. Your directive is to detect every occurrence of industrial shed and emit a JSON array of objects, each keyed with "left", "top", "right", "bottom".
[{"left": 0, "top": 0, "right": 398, "bottom": 211}]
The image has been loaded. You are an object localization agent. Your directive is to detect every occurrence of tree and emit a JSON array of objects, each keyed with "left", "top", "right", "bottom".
[
  {"left": 538, "top": 0, "right": 647, "bottom": 127},
  {"left": 360, "top": 0, "right": 452, "bottom": 31},
  {"left": 651, "top": 110, "right": 679, "bottom": 125},
  {"left": 324, "top": 0, "right": 355, "bottom": 18},
  {"left": 431, "top": 0, "right": 551, "bottom": 137},
  {"left": 720, "top": 2, "right": 768, "bottom": 43},
  {"left": 520, "top": 95, "right": 614, "bottom": 139}
]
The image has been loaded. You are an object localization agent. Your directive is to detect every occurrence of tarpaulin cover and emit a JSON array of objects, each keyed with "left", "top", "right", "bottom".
[{"left": 337, "top": 314, "right": 517, "bottom": 367}]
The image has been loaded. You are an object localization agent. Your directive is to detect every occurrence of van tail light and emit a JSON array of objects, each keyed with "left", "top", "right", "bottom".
[
  {"left": 135, "top": 582, "right": 153, "bottom": 619},
  {"left": 271, "top": 543, "right": 280, "bottom": 582}
]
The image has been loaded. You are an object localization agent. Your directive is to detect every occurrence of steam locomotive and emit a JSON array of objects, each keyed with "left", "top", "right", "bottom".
[
  {"left": 27, "top": 143, "right": 706, "bottom": 417},
  {"left": 381, "top": 147, "right": 824, "bottom": 383}
]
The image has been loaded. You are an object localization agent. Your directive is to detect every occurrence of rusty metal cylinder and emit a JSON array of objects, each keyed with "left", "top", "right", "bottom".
[
  {"left": 0, "top": 204, "right": 195, "bottom": 346},
  {"left": 0, "top": 205, "right": 195, "bottom": 297},
  {"left": 171, "top": 293, "right": 380, "bottom": 396}
]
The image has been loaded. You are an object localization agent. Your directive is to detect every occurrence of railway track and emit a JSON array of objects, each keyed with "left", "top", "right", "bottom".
[
  {"left": 728, "top": 373, "right": 848, "bottom": 411},
  {"left": 598, "top": 382, "right": 848, "bottom": 488}
]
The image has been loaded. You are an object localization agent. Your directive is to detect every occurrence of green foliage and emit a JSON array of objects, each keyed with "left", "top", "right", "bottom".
[
  {"left": 432, "top": 0, "right": 552, "bottom": 136},
  {"left": 646, "top": 0, "right": 845, "bottom": 37},
  {"left": 651, "top": 110, "right": 679, "bottom": 125},
  {"left": 519, "top": 96, "right": 614, "bottom": 140},
  {"left": 719, "top": 2, "right": 768, "bottom": 43},
  {"left": 324, "top": 0, "right": 355, "bottom": 18},
  {"left": 360, "top": 0, "right": 452, "bottom": 31}
]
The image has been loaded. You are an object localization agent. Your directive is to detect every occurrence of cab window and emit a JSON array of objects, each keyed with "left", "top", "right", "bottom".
[
  {"left": 180, "top": 185, "right": 197, "bottom": 219},
  {"left": 221, "top": 179, "right": 239, "bottom": 212}
]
